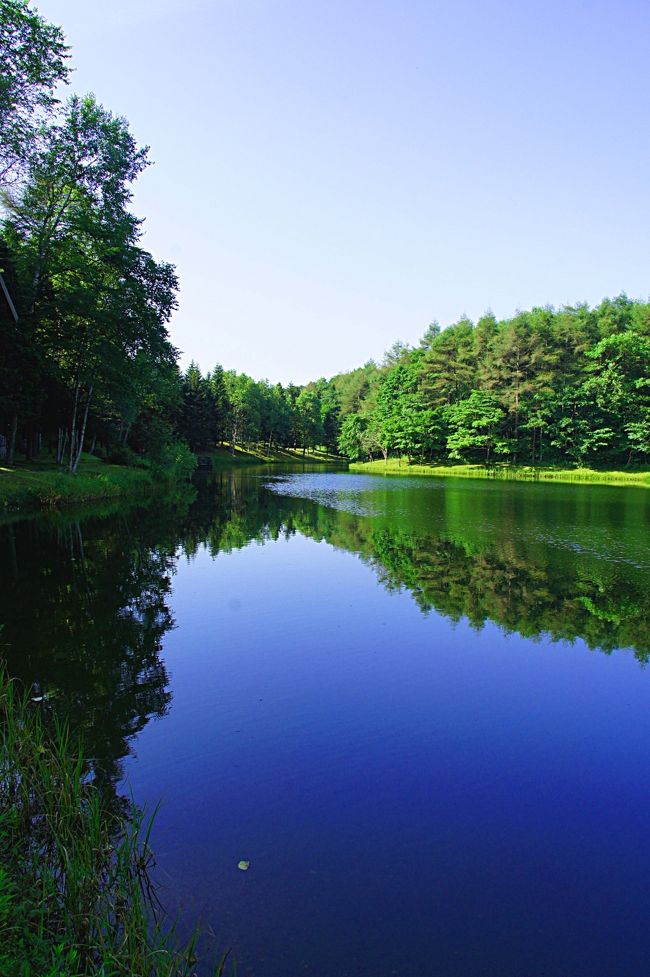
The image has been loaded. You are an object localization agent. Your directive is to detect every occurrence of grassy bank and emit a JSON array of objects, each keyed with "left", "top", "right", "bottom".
[
  {"left": 348, "top": 459, "right": 650, "bottom": 487},
  {"left": 206, "top": 444, "right": 345, "bottom": 468},
  {"left": 0, "top": 456, "right": 157, "bottom": 513},
  {"left": 0, "top": 672, "right": 228, "bottom": 976}
]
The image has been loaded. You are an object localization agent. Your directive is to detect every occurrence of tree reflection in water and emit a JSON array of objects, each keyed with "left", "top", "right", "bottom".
[{"left": 1, "top": 470, "right": 648, "bottom": 801}]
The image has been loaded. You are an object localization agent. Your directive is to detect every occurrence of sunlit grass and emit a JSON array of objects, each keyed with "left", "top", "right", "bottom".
[
  {"left": 0, "top": 455, "right": 154, "bottom": 511},
  {"left": 349, "top": 459, "right": 650, "bottom": 487},
  {"left": 207, "top": 443, "right": 345, "bottom": 467}
]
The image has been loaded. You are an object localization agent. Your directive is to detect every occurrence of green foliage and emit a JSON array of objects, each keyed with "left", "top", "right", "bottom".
[
  {"left": 0, "top": 18, "right": 188, "bottom": 477},
  {"left": 0, "top": 0, "right": 69, "bottom": 180},
  {"left": 446, "top": 391, "right": 508, "bottom": 462},
  {"left": 338, "top": 413, "right": 368, "bottom": 461},
  {"left": 1, "top": 93, "right": 180, "bottom": 473},
  {"left": 150, "top": 440, "right": 197, "bottom": 482},
  {"left": 332, "top": 296, "right": 650, "bottom": 468},
  {"left": 295, "top": 386, "right": 324, "bottom": 452}
]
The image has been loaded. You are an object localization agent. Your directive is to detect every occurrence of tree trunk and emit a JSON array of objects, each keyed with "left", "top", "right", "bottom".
[
  {"left": 72, "top": 384, "right": 93, "bottom": 474},
  {"left": 68, "top": 381, "right": 81, "bottom": 472},
  {"left": 8, "top": 414, "right": 18, "bottom": 465},
  {"left": 57, "top": 428, "right": 68, "bottom": 466}
]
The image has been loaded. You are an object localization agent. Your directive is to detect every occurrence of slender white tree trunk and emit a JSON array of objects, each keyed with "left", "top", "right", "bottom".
[{"left": 72, "top": 383, "right": 93, "bottom": 474}]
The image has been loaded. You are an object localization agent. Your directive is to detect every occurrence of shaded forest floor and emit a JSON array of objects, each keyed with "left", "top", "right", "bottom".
[
  {"left": 205, "top": 444, "right": 346, "bottom": 467},
  {"left": 0, "top": 456, "right": 155, "bottom": 512},
  {"left": 348, "top": 459, "right": 650, "bottom": 487}
]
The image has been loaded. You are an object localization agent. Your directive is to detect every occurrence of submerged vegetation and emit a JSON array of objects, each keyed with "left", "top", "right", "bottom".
[{"left": 0, "top": 672, "right": 229, "bottom": 977}]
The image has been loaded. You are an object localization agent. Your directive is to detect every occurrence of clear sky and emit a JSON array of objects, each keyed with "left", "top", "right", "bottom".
[{"left": 34, "top": 0, "right": 650, "bottom": 384}]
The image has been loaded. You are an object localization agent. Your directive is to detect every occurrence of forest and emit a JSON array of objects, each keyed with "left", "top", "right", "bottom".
[{"left": 2, "top": 0, "right": 650, "bottom": 478}]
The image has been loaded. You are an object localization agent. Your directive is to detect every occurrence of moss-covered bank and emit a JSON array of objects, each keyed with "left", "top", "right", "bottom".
[{"left": 348, "top": 459, "right": 650, "bottom": 487}]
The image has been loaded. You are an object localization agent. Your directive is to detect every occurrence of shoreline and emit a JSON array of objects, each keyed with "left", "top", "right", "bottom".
[
  {"left": 0, "top": 448, "right": 347, "bottom": 516},
  {"left": 0, "top": 458, "right": 158, "bottom": 514},
  {"left": 348, "top": 459, "right": 650, "bottom": 488}
]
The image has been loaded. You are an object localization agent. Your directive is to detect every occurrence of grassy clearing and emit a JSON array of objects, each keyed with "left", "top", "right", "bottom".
[
  {"left": 0, "top": 672, "right": 229, "bottom": 977},
  {"left": 0, "top": 456, "right": 156, "bottom": 512},
  {"left": 348, "top": 458, "right": 650, "bottom": 487},
  {"left": 206, "top": 444, "right": 345, "bottom": 468}
]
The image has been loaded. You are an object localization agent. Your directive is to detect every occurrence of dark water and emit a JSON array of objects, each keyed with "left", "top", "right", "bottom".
[{"left": 2, "top": 469, "right": 650, "bottom": 977}]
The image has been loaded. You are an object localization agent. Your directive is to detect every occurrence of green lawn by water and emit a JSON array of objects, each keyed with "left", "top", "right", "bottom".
[
  {"left": 348, "top": 458, "right": 650, "bottom": 487},
  {"left": 0, "top": 456, "right": 154, "bottom": 511}
]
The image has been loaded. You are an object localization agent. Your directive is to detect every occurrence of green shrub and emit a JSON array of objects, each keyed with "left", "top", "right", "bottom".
[{"left": 150, "top": 441, "right": 197, "bottom": 482}]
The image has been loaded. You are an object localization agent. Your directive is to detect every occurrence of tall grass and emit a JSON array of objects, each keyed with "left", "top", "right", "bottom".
[{"left": 0, "top": 672, "right": 231, "bottom": 976}]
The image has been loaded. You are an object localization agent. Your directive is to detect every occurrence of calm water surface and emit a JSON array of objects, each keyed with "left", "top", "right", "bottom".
[{"left": 2, "top": 469, "right": 650, "bottom": 976}]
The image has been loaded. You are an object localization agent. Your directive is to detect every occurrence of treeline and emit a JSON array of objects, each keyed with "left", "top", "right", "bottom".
[
  {"left": 164, "top": 291, "right": 650, "bottom": 472},
  {"left": 0, "top": 2, "right": 191, "bottom": 475},
  {"left": 3, "top": 3, "right": 650, "bottom": 477},
  {"left": 335, "top": 300, "right": 650, "bottom": 467},
  {"left": 175, "top": 362, "right": 340, "bottom": 454}
]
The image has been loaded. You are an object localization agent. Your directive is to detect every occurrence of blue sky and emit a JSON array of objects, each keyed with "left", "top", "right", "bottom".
[{"left": 35, "top": 0, "right": 650, "bottom": 384}]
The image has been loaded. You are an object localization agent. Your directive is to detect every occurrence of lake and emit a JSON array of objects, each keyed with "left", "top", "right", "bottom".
[{"left": 2, "top": 468, "right": 650, "bottom": 976}]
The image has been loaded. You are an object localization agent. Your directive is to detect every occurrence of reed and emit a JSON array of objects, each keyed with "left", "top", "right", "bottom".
[{"left": 0, "top": 672, "right": 231, "bottom": 976}]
